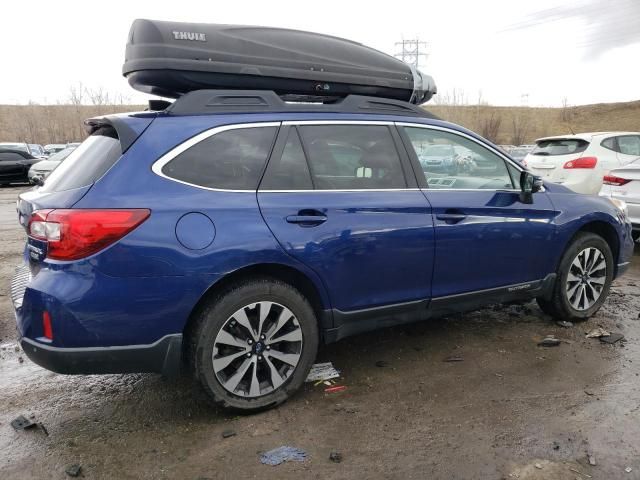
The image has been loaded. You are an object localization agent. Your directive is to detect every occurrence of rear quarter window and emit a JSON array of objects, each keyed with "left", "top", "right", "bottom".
[
  {"left": 161, "top": 126, "right": 277, "bottom": 190},
  {"left": 531, "top": 139, "right": 589, "bottom": 156},
  {"left": 40, "top": 127, "right": 122, "bottom": 193}
]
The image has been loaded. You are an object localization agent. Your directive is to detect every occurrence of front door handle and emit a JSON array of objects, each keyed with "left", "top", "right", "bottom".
[
  {"left": 436, "top": 213, "right": 467, "bottom": 224},
  {"left": 286, "top": 211, "right": 327, "bottom": 226}
]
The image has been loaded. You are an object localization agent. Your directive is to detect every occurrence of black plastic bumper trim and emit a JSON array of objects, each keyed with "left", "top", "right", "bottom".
[{"left": 20, "top": 334, "right": 183, "bottom": 376}]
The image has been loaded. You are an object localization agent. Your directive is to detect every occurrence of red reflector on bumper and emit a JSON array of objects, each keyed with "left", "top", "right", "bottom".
[{"left": 43, "top": 311, "right": 53, "bottom": 340}]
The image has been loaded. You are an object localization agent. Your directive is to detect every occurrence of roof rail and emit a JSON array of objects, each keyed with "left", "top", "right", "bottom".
[{"left": 165, "top": 90, "right": 439, "bottom": 119}]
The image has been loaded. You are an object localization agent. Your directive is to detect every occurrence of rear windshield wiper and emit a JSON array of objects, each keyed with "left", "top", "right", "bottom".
[{"left": 532, "top": 152, "right": 550, "bottom": 156}]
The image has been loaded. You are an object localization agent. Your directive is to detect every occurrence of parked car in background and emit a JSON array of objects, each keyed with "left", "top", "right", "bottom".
[
  {"left": 524, "top": 132, "right": 640, "bottom": 194},
  {"left": 497, "top": 145, "right": 515, "bottom": 155},
  {"left": 0, "top": 148, "right": 39, "bottom": 185},
  {"left": 599, "top": 157, "right": 640, "bottom": 241},
  {"left": 0, "top": 142, "right": 31, "bottom": 153},
  {"left": 416, "top": 143, "right": 459, "bottom": 174},
  {"left": 509, "top": 146, "right": 534, "bottom": 165},
  {"left": 28, "top": 144, "right": 46, "bottom": 158},
  {"left": 43, "top": 144, "right": 67, "bottom": 156},
  {"left": 28, "top": 146, "right": 78, "bottom": 184}
]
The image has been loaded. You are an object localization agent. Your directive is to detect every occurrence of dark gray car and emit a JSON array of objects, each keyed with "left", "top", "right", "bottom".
[{"left": 28, "top": 146, "right": 77, "bottom": 184}]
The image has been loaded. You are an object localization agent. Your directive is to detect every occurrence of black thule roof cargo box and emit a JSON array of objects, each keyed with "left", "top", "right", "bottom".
[{"left": 123, "top": 19, "right": 436, "bottom": 104}]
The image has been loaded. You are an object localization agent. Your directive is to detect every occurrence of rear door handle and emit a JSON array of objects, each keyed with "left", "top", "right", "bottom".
[
  {"left": 286, "top": 214, "right": 327, "bottom": 226},
  {"left": 435, "top": 213, "right": 467, "bottom": 224}
]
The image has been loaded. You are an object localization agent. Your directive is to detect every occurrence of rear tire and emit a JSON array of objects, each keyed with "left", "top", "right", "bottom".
[
  {"left": 537, "top": 232, "right": 613, "bottom": 322},
  {"left": 190, "top": 277, "right": 319, "bottom": 411}
]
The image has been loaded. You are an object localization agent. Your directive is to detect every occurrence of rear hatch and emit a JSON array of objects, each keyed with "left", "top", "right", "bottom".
[
  {"left": 525, "top": 138, "right": 590, "bottom": 182},
  {"left": 17, "top": 127, "right": 124, "bottom": 264}
]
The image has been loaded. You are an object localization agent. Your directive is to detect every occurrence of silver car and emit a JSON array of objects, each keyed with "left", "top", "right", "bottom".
[
  {"left": 599, "top": 156, "right": 640, "bottom": 242},
  {"left": 28, "top": 146, "right": 77, "bottom": 184}
]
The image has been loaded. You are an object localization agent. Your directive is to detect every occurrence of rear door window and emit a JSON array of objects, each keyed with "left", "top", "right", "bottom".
[
  {"left": 161, "top": 126, "right": 277, "bottom": 190},
  {"left": 297, "top": 125, "right": 407, "bottom": 190},
  {"left": 40, "top": 128, "right": 122, "bottom": 193},
  {"left": 260, "top": 128, "right": 313, "bottom": 190},
  {"left": 531, "top": 139, "right": 589, "bottom": 156}
]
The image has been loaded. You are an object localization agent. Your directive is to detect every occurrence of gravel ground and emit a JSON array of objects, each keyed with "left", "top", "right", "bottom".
[{"left": 1, "top": 185, "right": 639, "bottom": 479}]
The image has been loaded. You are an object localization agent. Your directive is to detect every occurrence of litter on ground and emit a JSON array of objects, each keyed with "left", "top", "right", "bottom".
[
  {"left": 260, "top": 446, "right": 307, "bottom": 466},
  {"left": 325, "top": 385, "right": 347, "bottom": 394},
  {"left": 444, "top": 355, "right": 464, "bottom": 362},
  {"left": 11, "top": 415, "right": 36, "bottom": 431},
  {"left": 538, "top": 336, "right": 561, "bottom": 347},
  {"left": 586, "top": 327, "right": 610, "bottom": 338},
  {"left": 306, "top": 362, "right": 340, "bottom": 382},
  {"left": 600, "top": 333, "right": 624, "bottom": 344}
]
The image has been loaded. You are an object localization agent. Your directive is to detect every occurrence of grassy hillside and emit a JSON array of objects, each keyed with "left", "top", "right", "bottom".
[
  {"left": 428, "top": 100, "right": 640, "bottom": 145},
  {"left": 1, "top": 100, "right": 638, "bottom": 146},
  {"left": 0, "top": 104, "right": 144, "bottom": 145}
]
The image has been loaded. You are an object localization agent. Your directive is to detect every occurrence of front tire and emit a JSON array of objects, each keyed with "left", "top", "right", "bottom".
[
  {"left": 537, "top": 232, "right": 613, "bottom": 321},
  {"left": 190, "top": 277, "right": 319, "bottom": 411}
]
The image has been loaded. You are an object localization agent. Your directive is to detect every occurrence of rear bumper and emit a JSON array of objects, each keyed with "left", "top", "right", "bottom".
[{"left": 20, "top": 334, "right": 183, "bottom": 376}]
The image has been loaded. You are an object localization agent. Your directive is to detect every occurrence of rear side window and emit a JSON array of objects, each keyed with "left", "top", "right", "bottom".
[
  {"left": 297, "top": 125, "right": 406, "bottom": 190},
  {"left": 162, "top": 126, "right": 277, "bottom": 190},
  {"left": 531, "top": 139, "right": 589, "bottom": 156},
  {"left": 40, "top": 128, "right": 122, "bottom": 193}
]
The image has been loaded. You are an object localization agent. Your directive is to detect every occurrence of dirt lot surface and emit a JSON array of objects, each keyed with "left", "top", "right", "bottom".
[{"left": 1, "top": 185, "right": 639, "bottom": 479}]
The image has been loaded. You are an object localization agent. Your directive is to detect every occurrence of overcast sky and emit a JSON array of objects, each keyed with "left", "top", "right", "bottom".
[{"left": 2, "top": 0, "right": 639, "bottom": 106}]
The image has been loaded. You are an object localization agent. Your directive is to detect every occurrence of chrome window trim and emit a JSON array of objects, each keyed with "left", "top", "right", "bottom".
[
  {"left": 259, "top": 188, "right": 422, "bottom": 193},
  {"left": 151, "top": 122, "right": 281, "bottom": 193},
  {"left": 282, "top": 120, "right": 394, "bottom": 126},
  {"left": 151, "top": 119, "right": 540, "bottom": 194},
  {"left": 395, "top": 121, "right": 535, "bottom": 192}
]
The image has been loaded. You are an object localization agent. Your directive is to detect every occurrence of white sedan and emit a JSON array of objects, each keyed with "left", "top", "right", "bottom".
[
  {"left": 599, "top": 157, "right": 640, "bottom": 242},
  {"left": 524, "top": 132, "right": 640, "bottom": 194}
]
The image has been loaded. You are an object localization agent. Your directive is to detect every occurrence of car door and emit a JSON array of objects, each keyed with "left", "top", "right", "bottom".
[
  {"left": 397, "top": 123, "right": 558, "bottom": 299},
  {"left": 257, "top": 122, "right": 435, "bottom": 315},
  {"left": 0, "top": 151, "right": 29, "bottom": 181}
]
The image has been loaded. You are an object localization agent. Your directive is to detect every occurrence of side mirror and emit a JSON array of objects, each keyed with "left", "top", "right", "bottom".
[{"left": 519, "top": 171, "right": 543, "bottom": 203}]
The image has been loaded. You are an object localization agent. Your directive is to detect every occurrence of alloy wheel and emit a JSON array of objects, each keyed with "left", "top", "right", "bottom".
[
  {"left": 565, "top": 247, "right": 607, "bottom": 311},
  {"left": 212, "top": 301, "right": 303, "bottom": 398}
]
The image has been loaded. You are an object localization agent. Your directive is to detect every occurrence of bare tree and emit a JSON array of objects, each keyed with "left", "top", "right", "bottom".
[
  {"left": 511, "top": 113, "right": 531, "bottom": 145},
  {"left": 85, "top": 86, "right": 112, "bottom": 106},
  {"left": 479, "top": 112, "right": 502, "bottom": 143},
  {"left": 68, "top": 82, "right": 85, "bottom": 106},
  {"left": 560, "top": 97, "right": 573, "bottom": 122}
]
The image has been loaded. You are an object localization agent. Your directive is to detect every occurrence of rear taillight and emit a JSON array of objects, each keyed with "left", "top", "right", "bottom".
[
  {"left": 563, "top": 156, "right": 597, "bottom": 169},
  {"left": 603, "top": 174, "right": 631, "bottom": 186},
  {"left": 28, "top": 209, "right": 150, "bottom": 260}
]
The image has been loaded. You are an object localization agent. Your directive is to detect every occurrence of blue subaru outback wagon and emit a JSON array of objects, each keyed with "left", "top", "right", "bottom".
[{"left": 12, "top": 89, "right": 634, "bottom": 410}]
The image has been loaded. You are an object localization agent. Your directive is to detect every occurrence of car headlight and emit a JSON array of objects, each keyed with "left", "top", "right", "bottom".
[{"left": 608, "top": 198, "right": 628, "bottom": 216}]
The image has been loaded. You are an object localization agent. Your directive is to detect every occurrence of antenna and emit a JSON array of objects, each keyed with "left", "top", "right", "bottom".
[{"left": 394, "top": 38, "right": 429, "bottom": 68}]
